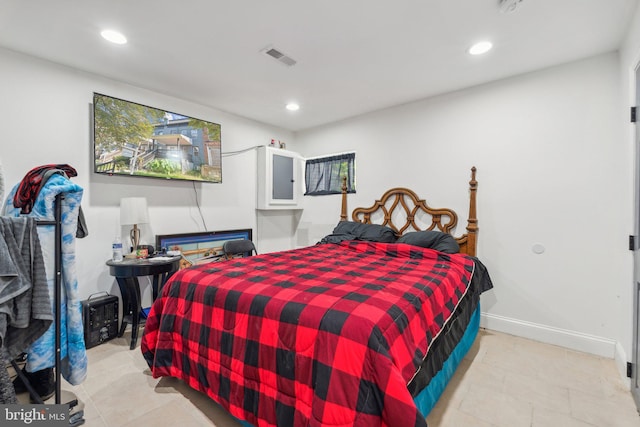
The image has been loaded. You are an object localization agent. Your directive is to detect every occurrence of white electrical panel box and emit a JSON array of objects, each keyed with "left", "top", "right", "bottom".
[{"left": 257, "top": 146, "right": 304, "bottom": 210}]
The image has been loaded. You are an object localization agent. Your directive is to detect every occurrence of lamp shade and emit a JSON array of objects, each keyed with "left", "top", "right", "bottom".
[{"left": 120, "top": 197, "right": 149, "bottom": 226}]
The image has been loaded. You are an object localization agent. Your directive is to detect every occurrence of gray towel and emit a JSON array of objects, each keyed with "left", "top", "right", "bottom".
[
  {"left": 0, "top": 229, "right": 20, "bottom": 303},
  {"left": 0, "top": 217, "right": 53, "bottom": 358},
  {"left": 0, "top": 347, "right": 17, "bottom": 404}
]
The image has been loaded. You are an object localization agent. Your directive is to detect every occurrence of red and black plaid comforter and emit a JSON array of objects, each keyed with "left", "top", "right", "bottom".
[{"left": 141, "top": 241, "right": 475, "bottom": 427}]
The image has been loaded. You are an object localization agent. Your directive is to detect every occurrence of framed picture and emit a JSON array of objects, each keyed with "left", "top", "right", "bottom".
[{"left": 155, "top": 229, "right": 252, "bottom": 269}]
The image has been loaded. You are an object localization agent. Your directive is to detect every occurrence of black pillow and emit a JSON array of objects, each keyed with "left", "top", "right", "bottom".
[
  {"left": 330, "top": 221, "right": 397, "bottom": 243},
  {"left": 319, "top": 233, "right": 358, "bottom": 244},
  {"left": 396, "top": 230, "right": 460, "bottom": 253}
]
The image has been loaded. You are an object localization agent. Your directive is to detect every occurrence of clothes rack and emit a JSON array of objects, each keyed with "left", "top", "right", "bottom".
[{"left": 10, "top": 193, "right": 63, "bottom": 404}]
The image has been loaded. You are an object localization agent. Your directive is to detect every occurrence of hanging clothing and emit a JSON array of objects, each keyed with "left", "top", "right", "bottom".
[
  {"left": 0, "top": 216, "right": 52, "bottom": 403},
  {"left": 0, "top": 217, "right": 52, "bottom": 356},
  {"left": 3, "top": 173, "right": 87, "bottom": 385},
  {"left": 11, "top": 164, "right": 88, "bottom": 239},
  {"left": 12, "top": 164, "right": 77, "bottom": 215}
]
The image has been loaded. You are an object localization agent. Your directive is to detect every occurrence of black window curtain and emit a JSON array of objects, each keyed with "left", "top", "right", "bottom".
[{"left": 305, "top": 152, "right": 355, "bottom": 196}]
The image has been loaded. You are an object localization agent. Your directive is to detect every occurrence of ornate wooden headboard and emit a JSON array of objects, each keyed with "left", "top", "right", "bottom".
[{"left": 340, "top": 167, "right": 478, "bottom": 257}]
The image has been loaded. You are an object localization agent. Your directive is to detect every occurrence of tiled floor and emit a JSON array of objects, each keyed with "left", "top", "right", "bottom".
[{"left": 15, "top": 329, "right": 640, "bottom": 426}]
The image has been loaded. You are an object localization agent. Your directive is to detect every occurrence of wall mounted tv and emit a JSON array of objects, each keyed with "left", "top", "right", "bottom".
[{"left": 93, "top": 92, "right": 222, "bottom": 183}]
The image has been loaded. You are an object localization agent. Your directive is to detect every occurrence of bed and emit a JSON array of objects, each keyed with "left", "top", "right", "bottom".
[{"left": 141, "top": 167, "right": 492, "bottom": 427}]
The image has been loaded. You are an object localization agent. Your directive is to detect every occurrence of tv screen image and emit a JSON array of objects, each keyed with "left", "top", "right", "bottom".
[{"left": 93, "top": 93, "right": 222, "bottom": 183}]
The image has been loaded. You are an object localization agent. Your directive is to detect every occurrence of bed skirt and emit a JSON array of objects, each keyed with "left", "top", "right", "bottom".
[{"left": 414, "top": 304, "right": 480, "bottom": 417}]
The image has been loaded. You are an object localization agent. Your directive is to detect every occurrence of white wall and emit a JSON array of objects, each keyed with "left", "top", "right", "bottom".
[
  {"left": 0, "top": 47, "right": 295, "bottom": 307},
  {"left": 296, "top": 53, "right": 630, "bottom": 363}
]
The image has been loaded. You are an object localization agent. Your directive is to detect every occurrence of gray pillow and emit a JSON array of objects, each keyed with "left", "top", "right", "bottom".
[
  {"left": 329, "top": 221, "right": 397, "bottom": 243},
  {"left": 396, "top": 231, "right": 460, "bottom": 253}
]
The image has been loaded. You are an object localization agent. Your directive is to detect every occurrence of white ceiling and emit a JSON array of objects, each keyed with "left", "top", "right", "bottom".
[{"left": 0, "top": 0, "right": 637, "bottom": 131}]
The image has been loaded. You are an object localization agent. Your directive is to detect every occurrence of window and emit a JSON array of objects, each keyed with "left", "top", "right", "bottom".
[{"left": 305, "top": 152, "right": 355, "bottom": 196}]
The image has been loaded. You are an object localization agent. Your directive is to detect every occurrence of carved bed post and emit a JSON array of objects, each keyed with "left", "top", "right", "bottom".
[
  {"left": 466, "top": 167, "right": 478, "bottom": 257},
  {"left": 340, "top": 176, "right": 348, "bottom": 221}
]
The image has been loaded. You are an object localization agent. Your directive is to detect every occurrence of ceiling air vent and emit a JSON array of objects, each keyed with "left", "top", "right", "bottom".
[
  {"left": 498, "top": 0, "right": 524, "bottom": 13},
  {"left": 262, "top": 46, "right": 297, "bottom": 67}
]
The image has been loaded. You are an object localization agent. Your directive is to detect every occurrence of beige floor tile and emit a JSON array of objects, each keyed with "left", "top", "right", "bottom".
[
  {"left": 77, "top": 414, "right": 109, "bottom": 427},
  {"left": 120, "top": 400, "right": 220, "bottom": 427},
  {"left": 599, "top": 358, "right": 633, "bottom": 397},
  {"left": 73, "top": 393, "right": 105, "bottom": 425},
  {"left": 455, "top": 356, "right": 506, "bottom": 393},
  {"left": 569, "top": 388, "right": 640, "bottom": 427},
  {"left": 81, "top": 354, "right": 148, "bottom": 398},
  {"left": 54, "top": 386, "right": 104, "bottom": 425},
  {"left": 536, "top": 357, "right": 614, "bottom": 400},
  {"left": 46, "top": 328, "right": 638, "bottom": 427},
  {"left": 502, "top": 371, "right": 571, "bottom": 414},
  {"left": 429, "top": 406, "right": 499, "bottom": 427},
  {"left": 532, "top": 408, "right": 599, "bottom": 427},
  {"left": 89, "top": 371, "right": 181, "bottom": 426},
  {"left": 565, "top": 348, "right": 610, "bottom": 372},
  {"left": 170, "top": 379, "right": 244, "bottom": 427},
  {"left": 511, "top": 334, "right": 567, "bottom": 361},
  {"left": 480, "top": 337, "right": 550, "bottom": 378},
  {"left": 474, "top": 329, "right": 517, "bottom": 357},
  {"left": 459, "top": 383, "right": 533, "bottom": 427},
  {"left": 85, "top": 336, "right": 132, "bottom": 362}
]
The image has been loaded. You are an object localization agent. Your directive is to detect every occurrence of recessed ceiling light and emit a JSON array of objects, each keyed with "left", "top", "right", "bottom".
[
  {"left": 468, "top": 41, "right": 493, "bottom": 55},
  {"left": 101, "top": 29, "right": 127, "bottom": 45},
  {"left": 285, "top": 103, "right": 300, "bottom": 111}
]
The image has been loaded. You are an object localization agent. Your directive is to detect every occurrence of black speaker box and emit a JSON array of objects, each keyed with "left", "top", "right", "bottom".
[{"left": 82, "top": 293, "right": 119, "bottom": 349}]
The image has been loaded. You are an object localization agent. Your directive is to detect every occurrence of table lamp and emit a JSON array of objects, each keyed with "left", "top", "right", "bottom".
[{"left": 120, "top": 197, "right": 149, "bottom": 253}]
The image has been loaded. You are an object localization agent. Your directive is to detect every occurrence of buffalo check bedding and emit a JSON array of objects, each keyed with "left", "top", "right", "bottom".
[{"left": 141, "top": 241, "right": 479, "bottom": 427}]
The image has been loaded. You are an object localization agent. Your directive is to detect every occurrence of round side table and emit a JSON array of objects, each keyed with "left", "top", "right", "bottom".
[{"left": 106, "top": 256, "right": 180, "bottom": 349}]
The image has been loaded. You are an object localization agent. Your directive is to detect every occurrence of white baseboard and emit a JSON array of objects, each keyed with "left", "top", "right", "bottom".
[{"left": 480, "top": 312, "right": 616, "bottom": 359}]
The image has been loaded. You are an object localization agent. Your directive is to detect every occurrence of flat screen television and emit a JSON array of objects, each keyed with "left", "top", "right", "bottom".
[{"left": 93, "top": 92, "right": 222, "bottom": 183}]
